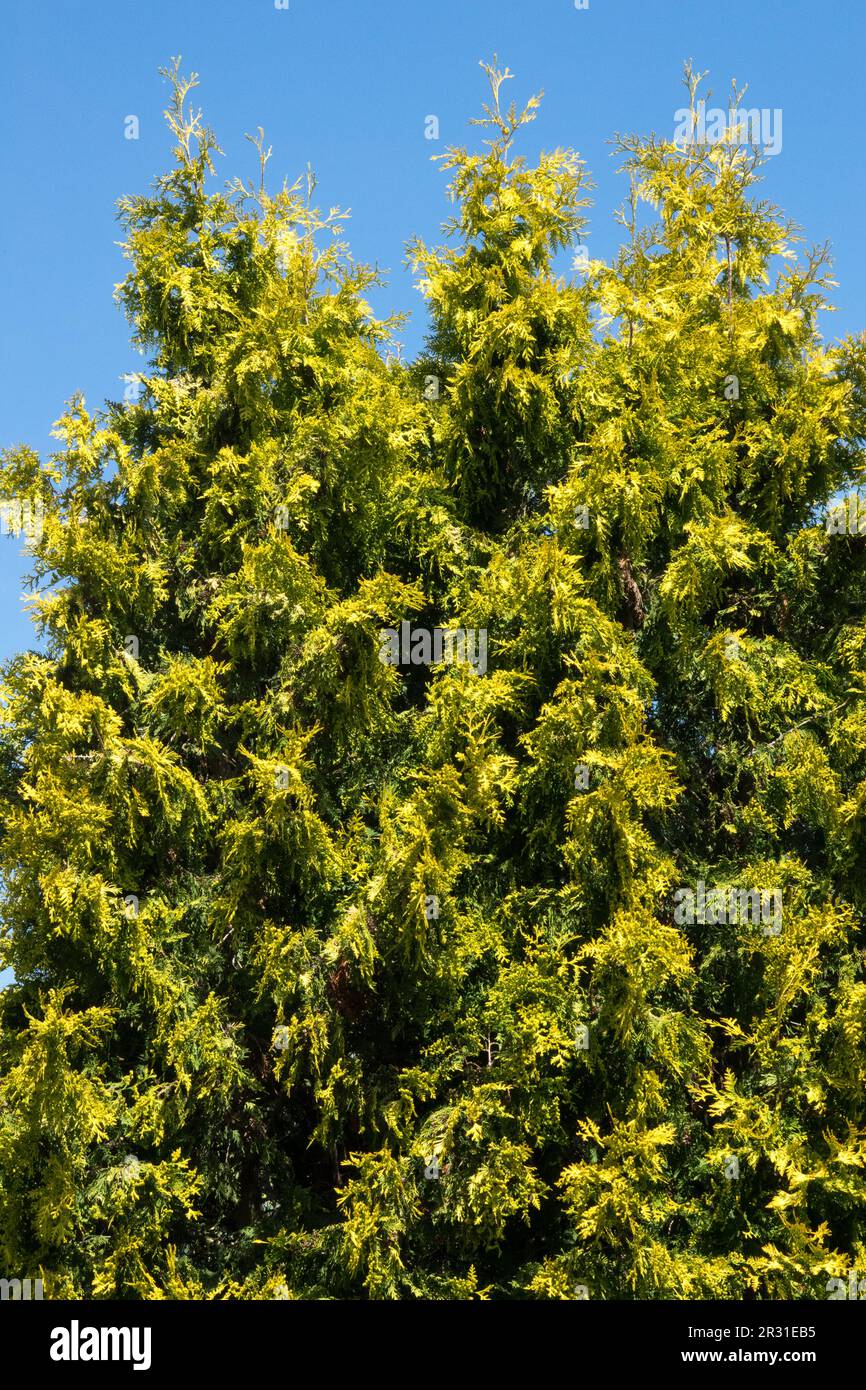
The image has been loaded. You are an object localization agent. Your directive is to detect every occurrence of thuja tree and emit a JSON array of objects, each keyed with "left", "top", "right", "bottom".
[{"left": 1, "top": 60, "right": 865, "bottom": 1300}]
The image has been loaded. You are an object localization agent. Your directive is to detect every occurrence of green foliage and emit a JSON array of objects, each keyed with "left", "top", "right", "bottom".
[{"left": 1, "top": 59, "right": 865, "bottom": 1301}]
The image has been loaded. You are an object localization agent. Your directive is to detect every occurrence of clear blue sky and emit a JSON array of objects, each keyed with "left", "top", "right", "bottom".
[{"left": 1, "top": 0, "right": 864, "bottom": 666}]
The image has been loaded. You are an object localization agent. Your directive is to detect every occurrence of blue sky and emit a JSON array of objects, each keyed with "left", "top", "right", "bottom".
[{"left": 1, "top": 0, "right": 864, "bottom": 664}]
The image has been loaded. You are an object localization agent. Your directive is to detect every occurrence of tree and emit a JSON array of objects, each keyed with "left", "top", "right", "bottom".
[{"left": 1, "top": 58, "right": 865, "bottom": 1301}]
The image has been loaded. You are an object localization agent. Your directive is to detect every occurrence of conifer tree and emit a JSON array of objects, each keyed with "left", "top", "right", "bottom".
[{"left": 1, "top": 59, "right": 865, "bottom": 1301}]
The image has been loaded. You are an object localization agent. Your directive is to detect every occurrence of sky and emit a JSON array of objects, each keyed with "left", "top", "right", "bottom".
[{"left": 1, "top": 0, "right": 864, "bottom": 663}]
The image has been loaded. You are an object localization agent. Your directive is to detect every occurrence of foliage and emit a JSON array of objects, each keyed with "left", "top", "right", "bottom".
[{"left": 1, "top": 58, "right": 865, "bottom": 1301}]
